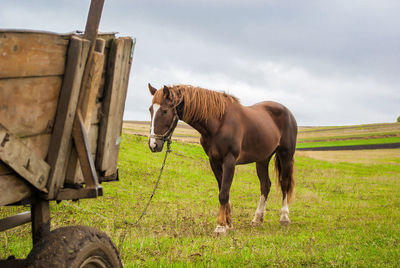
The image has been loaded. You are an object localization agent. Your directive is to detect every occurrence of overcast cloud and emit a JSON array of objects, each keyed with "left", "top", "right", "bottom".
[{"left": 1, "top": 0, "right": 399, "bottom": 125}]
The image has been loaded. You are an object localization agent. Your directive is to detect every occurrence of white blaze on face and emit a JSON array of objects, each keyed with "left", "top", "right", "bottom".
[{"left": 149, "top": 104, "right": 160, "bottom": 149}]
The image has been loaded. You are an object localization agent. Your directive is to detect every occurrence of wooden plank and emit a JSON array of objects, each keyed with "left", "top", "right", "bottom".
[
  {"left": 0, "top": 32, "right": 68, "bottom": 78},
  {"left": 65, "top": 39, "right": 105, "bottom": 185},
  {"left": 0, "top": 211, "right": 31, "bottom": 232},
  {"left": 84, "top": 0, "right": 105, "bottom": 42},
  {"left": 56, "top": 186, "right": 102, "bottom": 201},
  {"left": 20, "top": 134, "right": 52, "bottom": 160},
  {"left": 80, "top": 40, "right": 106, "bottom": 131},
  {"left": 31, "top": 199, "right": 50, "bottom": 244},
  {"left": 97, "top": 37, "right": 133, "bottom": 176},
  {"left": 91, "top": 102, "right": 102, "bottom": 125},
  {"left": 45, "top": 36, "right": 91, "bottom": 199},
  {"left": 0, "top": 124, "right": 50, "bottom": 192},
  {"left": 0, "top": 174, "right": 32, "bottom": 206},
  {"left": 72, "top": 111, "right": 99, "bottom": 189},
  {"left": 0, "top": 76, "right": 62, "bottom": 137}
]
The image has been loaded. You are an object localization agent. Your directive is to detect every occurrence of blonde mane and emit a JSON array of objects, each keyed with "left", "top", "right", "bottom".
[{"left": 153, "top": 85, "right": 239, "bottom": 123}]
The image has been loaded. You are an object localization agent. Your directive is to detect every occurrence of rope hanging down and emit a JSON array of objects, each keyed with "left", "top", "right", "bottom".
[{"left": 128, "top": 139, "right": 172, "bottom": 226}]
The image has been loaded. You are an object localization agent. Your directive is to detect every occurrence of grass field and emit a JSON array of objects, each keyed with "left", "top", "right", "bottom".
[
  {"left": 1, "top": 124, "right": 400, "bottom": 266},
  {"left": 297, "top": 123, "right": 400, "bottom": 149},
  {"left": 124, "top": 121, "right": 400, "bottom": 150}
]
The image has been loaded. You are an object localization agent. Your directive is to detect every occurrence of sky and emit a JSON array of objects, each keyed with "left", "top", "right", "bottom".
[{"left": 1, "top": 0, "right": 399, "bottom": 126}]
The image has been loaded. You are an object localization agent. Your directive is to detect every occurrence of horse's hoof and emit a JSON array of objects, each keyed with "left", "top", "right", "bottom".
[
  {"left": 213, "top": 225, "right": 228, "bottom": 235},
  {"left": 280, "top": 219, "right": 291, "bottom": 226},
  {"left": 251, "top": 219, "right": 263, "bottom": 227},
  {"left": 251, "top": 214, "right": 264, "bottom": 227}
]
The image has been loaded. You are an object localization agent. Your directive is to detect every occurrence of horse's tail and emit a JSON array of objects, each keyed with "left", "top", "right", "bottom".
[{"left": 274, "top": 109, "right": 297, "bottom": 203}]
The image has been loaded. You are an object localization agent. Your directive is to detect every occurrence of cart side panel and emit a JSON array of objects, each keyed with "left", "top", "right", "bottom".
[
  {"left": 0, "top": 32, "right": 68, "bottom": 79},
  {"left": 0, "top": 163, "right": 32, "bottom": 206},
  {"left": 96, "top": 37, "right": 133, "bottom": 177},
  {"left": 0, "top": 77, "right": 62, "bottom": 140}
]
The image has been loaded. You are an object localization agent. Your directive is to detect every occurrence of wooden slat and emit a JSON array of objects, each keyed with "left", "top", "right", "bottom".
[
  {"left": 31, "top": 199, "right": 50, "bottom": 244},
  {"left": 84, "top": 0, "right": 105, "bottom": 42},
  {"left": 0, "top": 174, "right": 32, "bottom": 206},
  {"left": 56, "top": 186, "right": 102, "bottom": 201},
  {"left": 81, "top": 42, "right": 105, "bottom": 130},
  {"left": 0, "top": 135, "right": 50, "bottom": 178},
  {"left": 0, "top": 124, "right": 50, "bottom": 192},
  {"left": 0, "top": 76, "right": 62, "bottom": 137},
  {"left": 0, "top": 211, "right": 31, "bottom": 232},
  {"left": 0, "top": 32, "right": 68, "bottom": 78},
  {"left": 96, "top": 37, "right": 133, "bottom": 176},
  {"left": 45, "top": 36, "right": 91, "bottom": 199},
  {"left": 65, "top": 39, "right": 105, "bottom": 185},
  {"left": 20, "top": 134, "right": 52, "bottom": 160},
  {"left": 72, "top": 111, "right": 99, "bottom": 189}
]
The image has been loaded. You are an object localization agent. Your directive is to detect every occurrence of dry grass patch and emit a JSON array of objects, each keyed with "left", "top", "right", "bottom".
[{"left": 296, "top": 149, "right": 400, "bottom": 165}]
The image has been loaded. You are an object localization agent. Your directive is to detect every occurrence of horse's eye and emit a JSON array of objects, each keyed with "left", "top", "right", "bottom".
[{"left": 161, "top": 110, "right": 167, "bottom": 114}]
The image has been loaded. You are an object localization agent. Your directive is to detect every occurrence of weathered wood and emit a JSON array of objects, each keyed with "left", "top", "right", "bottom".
[
  {"left": 55, "top": 186, "right": 103, "bottom": 201},
  {"left": 31, "top": 199, "right": 50, "bottom": 245},
  {"left": 0, "top": 162, "right": 13, "bottom": 175},
  {"left": 72, "top": 111, "right": 99, "bottom": 189},
  {"left": 0, "top": 211, "right": 31, "bottom": 232},
  {"left": 80, "top": 42, "right": 106, "bottom": 131},
  {"left": 0, "top": 32, "right": 68, "bottom": 78},
  {"left": 0, "top": 174, "right": 32, "bottom": 206},
  {"left": 45, "top": 36, "right": 91, "bottom": 199},
  {"left": 21, "top": 134, "right": 52, "bottom": 160},
  {"left": 97, "top": 37, "right": 133, "bottom": 176},
  {"left": 84, "top": 0, "right": 105, "bottom": 42},
  {"left": 65, "top": 39, "right": 105, "bottom": 185},
  {"left": 0, "top": 124, "right": 50, "bottom": 192},
  {"left": 0, "top": 76, "right": 62, "bottom": 137},
  {"left": 65, "top": 123, "right": 99, "bottom": 185},
  {"left": 91, "top": 102, "right": 103, "bottom": 125}
]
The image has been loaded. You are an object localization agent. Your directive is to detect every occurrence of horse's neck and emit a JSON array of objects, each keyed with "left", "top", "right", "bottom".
[
  {"left": 184, "top": 118, "right": 219, "bottom": 138},
  {"left": 177, "top": 99, "right": 222, "bottom": 138}
]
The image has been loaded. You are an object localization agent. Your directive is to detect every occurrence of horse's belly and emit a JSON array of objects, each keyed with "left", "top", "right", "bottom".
[
  {"left": 236, "top": 118, "right": 280, "bottom": 164},
  {"left": 236, "top": 136, "right": 279, "bottom": 164}
]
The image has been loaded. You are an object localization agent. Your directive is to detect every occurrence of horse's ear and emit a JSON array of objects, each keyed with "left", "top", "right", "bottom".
[
  {"left": 148, "top": 83, "right": 157, "bottom": 95},
  {"left": 163, "top": 85, "right": 170, "bottom": 99}
]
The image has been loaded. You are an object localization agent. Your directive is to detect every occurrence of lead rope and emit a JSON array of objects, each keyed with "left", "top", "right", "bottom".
[
  {"left": 118, "top": 140, "right": 172, "bottom": 251},
  {"left": 129, "top": 139, "right": 172, "bottom": 226}
]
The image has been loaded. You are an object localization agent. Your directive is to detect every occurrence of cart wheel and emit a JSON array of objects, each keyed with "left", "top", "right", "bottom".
[{"left": 27, "top": 226, "right": 122, "bottom": 268}]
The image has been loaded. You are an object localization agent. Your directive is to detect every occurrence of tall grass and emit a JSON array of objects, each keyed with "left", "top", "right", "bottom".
[{"left": 1, "top": 134, "right": 399, "bottom": 267}]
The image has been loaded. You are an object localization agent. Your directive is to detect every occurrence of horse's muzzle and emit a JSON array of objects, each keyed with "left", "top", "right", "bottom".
[{"left": 149, "top": 138, "right": 164, "bottom": 153}]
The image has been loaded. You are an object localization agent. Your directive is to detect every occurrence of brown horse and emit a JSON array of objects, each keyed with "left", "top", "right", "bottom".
[{"left": 148, "top": 84, "right": 297, "bottom": 234}]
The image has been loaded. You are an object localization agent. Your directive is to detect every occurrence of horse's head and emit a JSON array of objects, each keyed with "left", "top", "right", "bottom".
[{"left": 148, "top": 83, "right": 179, "bottom": 152}]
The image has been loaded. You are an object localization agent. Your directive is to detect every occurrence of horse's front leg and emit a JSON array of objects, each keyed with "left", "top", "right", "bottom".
[{"left": 214, "top": 153, "right": 235, "bottom": 235}]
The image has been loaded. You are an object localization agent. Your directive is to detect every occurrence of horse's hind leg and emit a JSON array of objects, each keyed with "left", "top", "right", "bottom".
[
  {"left": 275, "top": 148, "right": 295, "bottom": 226},
  {"left": 252, "top": 157, "right": 272, "bottom": 226}
]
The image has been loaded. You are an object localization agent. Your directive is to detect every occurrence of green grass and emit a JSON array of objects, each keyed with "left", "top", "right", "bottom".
[
  {"left": 297, "top": 131, "right": 400, "bottom": 143},
  {"left": 297, "top": 136, "right": 400, "bottom": 148},
  {"left": 1, "top": 134, "right": 400, "bottom": 266}
]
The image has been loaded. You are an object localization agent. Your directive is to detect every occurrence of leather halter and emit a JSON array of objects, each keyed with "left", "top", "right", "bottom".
[{"left": 149, "top": 106, "right": 179, "bottom": 142}]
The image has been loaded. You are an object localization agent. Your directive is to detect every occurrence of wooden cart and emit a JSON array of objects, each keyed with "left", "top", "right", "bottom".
[{"left": 0, "top": 1, "right": 133, "bottom": 267}]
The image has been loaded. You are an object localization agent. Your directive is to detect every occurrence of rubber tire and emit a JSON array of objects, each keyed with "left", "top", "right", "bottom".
[{"left": 27, "top": 226, "right": 122, "bottom": 268}]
